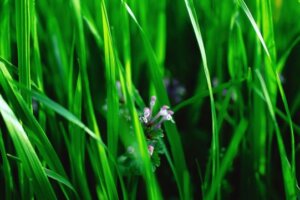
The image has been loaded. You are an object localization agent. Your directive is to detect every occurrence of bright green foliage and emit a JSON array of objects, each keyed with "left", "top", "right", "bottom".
[
  {"left": 0, "top": 0, "right": 300, "bottom": 199},
  {"left": 0, "top": 95, "right": 56, "bottom": 200}
]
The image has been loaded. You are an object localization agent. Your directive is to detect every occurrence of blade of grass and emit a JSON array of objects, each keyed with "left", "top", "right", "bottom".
[
  {"left": 16, "top": 0, "right": 32, "bottom": 110},
  {"left": 234, "top": 4, "right": 267, "bottom": 191},
  {"left": 206, "top": 119, "right": 248, "bottom": 199},
  {"left": 71, "top": 0, "right": 98, "bottom": 135},
  {"left": 277, "top": 35, "right": 300, "bottom": 73},
  {"left": 154, "top": 0, "right": 167, "bottom": 66},
  {"left": 0, "top": 56, "right": 18, "bottom": 74},
  {"left": 275, "top": 71, "right": 296, "bottom": 178},
  {"left": 123, "top": 73, "right": 163, "bottom": 200},
  {"left": 183, "top": 0, "right": 219, "bottom": 197},
  {"left": 13, "top": 79, "right": 104, "bottom": 144},
  {"left": 173, "top": 78, "right": 246, "bottom": 112},
  {"left": 0, "top": 95, "right": 56, "bottom": 200},
  {"left": 0, "top": 62, "right": 71, "bottom": 196},
  {"left": 68, "top": 73, "right": 92, "bottom": 200},
  {"left": 44, "top": 168, "right": 79, "bottom": 198},
  {"left": 275, "top": 109, "right": 300, "bottom": 134},
  {"left": 255, "top": 70, "right": 297, "bottom": 199},
  {"left": 252, "top": 85, "right": 300, "bottom": 134},
  {"left": 31, "top": 5, "right": 44, "bottom": 92},
  {"left": 228, "top": 10, "right": 248, "bottom": 79},
  {"left": 239, "top": 0, "right": 296, "bottom": 180},
  {"left": 116, "top": 27, "right": 163, "bottom": 200},
  {"left": 102, "top": 0, "right": 120, "bottom": 161},
  {"left": 71, "top": 1, "right": 118, "bottom": 198},
  {"left": 0, "top": 0, "right": 11, "bottom": 60},
  {"left": 120, "top": 0, "right": 133, "bottom": 96},
  {"left": 124, "top": 2, "right": 190, "bottom": 198},
  {"left": 0, "top": 130, "right": 14, "bottom": 199},
  {"left": 83, "top": 16, "right": 104, "bottom": 48},
  {"left": 237, "top": 0, "right": 270, "bottom": 59}
]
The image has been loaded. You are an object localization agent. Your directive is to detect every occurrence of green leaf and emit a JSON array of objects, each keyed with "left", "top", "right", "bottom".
[{"left": 0, "top": 95, "right": 56, "bottom": 200}]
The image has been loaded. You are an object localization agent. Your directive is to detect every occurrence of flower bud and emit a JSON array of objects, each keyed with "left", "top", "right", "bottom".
[
  {"left": 144, "top": 107, "right": 151, "bottom": 119},
  {"left": 148, "top": 145, "right": 154, "bottom": 156}
]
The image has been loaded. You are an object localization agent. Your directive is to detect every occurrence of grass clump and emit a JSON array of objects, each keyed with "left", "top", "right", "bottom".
[{"left": 0, "top": 0, "right": 300, "bottom": 199}]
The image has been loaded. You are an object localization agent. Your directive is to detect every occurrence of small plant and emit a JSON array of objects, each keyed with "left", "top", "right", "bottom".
[{"left": 118, "top": 96, "right": 175, "bottom": 174}]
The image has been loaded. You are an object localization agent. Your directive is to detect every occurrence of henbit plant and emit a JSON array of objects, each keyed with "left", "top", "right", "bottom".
[{"left": 118, "top": 96, "right": 175, "bottom": 174}]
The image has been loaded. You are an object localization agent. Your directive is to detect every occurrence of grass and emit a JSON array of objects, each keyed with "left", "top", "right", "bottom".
[{"left": 0, "top": 0, "right": 300, "bottom": 199}]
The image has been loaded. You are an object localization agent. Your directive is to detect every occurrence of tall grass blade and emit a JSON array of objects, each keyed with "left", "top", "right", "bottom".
[
  {"left": 101, "top": 0, "right": 120, "bottom": 161},
  {"left": 15, "top": 0, "right": 32, "bottom": 110},
  {"left": 183, "top": 0, "right": 219, "bottom": 196},
  {"left": 255, "top": 70, "right": 297, "bottom": 199},
  {"left": 0, "top": 131, "right": 14, "bottom": 199},
  {"left": 0, "top": 95, "right": 56, "bottom": 200},
  {"left": 206, "top": 119, "right": 248, "bottom": 199},
  {"left": 124, "top": 2, "right": 190, "bottom": 198}
]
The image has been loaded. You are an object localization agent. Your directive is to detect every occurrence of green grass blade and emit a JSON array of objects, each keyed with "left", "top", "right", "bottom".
[
  {"left": 173, "top": 78, "right": 246, "bottom": 112},
  {"left": 275, "top": 72, "right": 296, "bottom": 177},
  {"left": 23, "top": 85, "right": 102, "bottom": 142},
  {"left": 83, "top": 16, "right": 104, "bottom": 48},
  {"left": 237, "top": 0, "right": 270, "bottom": 59},
  {"left": 228, "top": 10, "right": 248, "bottom": 79},
  {"left": 277, "top": 35, "right": 300, "bottom": 73},
  {"left": 120, "top": 1, "right": 133, "bottom": 96},
  {"left": 124, "top": 2, "right": 190, "bottom": 198},
  {"left": 44, "top": 168, "right": 79, "bottom": 198},
  {"left": 0, "top": 62, "right": 70, "bottom": 194},
  {"left": 240, "top": 0, "right": 296, "bottom": 180},
  {"left": 183, "top": 0, "right": 219, "bottom": 196},
  {"left": 71, "top": 2, "right": 117, "bottom": 198},
  {"left": 102, "top": 0, "right": 120, "bottom": 161},
  {"left": 71, "top": 0, "right": 98, "bottom": 134},
  {"left": 206, "top": 119, "right": 248, "bottom": 199},
  {"left": 0, "top": 130, "right": 14, "bottom": 199},
  {"left": 68, "top": 73, "right": 92, "bottom": 200},
  {"left": 15, "top": 0, "right": 32, "bottom": 110},
  {"left": 255, "top": 70, "right": 297, "bottom": 199},
  {"left": 0, "top": 0, "right": 11, "bottom": 60},
  {"left": 0, "top": 95, "right": 56, "bottom": 200},
  {"left": 31, "top": 6, "right": 44, "bottom": 91}
]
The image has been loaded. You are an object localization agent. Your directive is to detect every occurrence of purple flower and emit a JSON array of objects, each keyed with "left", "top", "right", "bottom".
[{"left": 140, "top": 96, "right": 175, "bottom": 128}]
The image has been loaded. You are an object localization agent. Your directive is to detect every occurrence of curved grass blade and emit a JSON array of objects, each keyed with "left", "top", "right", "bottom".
[
  {"left": 83, "top": 16, "right": 104, "bottom": 48},
  {"left": 275, "top": 72, "right": 296, "bottom": 176},
  {"left": 16, "top": 0, "right": 31, "bottom": 110},
  {"left": 228, "top": 11, "right": 248, "bottom": 79},
  {"left": 23, "top": 85, "right": 102, "bottom": 142},
  {"left": 277, "top": 35, "right": 300, "bottom": 73},
  {"left": 0, "top": 62, "right": 71, "bottom": 196},
  {"left": 206, "top": 119, "right": 248, "bottom": 199},
  {"left": 44, "top": 168, "right": 79, "bottom": 198},
  {"left": 0, "top": 95, "right": 56, "bottom": 200},
  {"left": 0, "top": 130, "right": 14, "bottom": 199},
  {"left": 255, "top": 70, "right": 297, "bottom": 199},
  {"left": 173, "top": 78, "right": 246, "bottom": 112},
  {"left": 71, "top": 1, "right": 118, "bottom": 198},
  {"left": 0, "top": 0, "right": 11, "bottom": 60},
  {"left": 124, "top": 2, "right": 190, "bottom": 198},
  {"left": 239, "top": 0, "right": 296, "bottom": 185},
  {"left": 183, "top": 0, "right": 219, "bottom": 196},
  {"left": 237, "top": 0, "right": 270, "bottom": 59},
  {"left": 101, "top": 0, "right": 120, "bottom": 161},
  {"left": 0, "top": 56, "right": 18, "bottom": 74},
  {"left": 67, "top": 73, "right": 92, "bottom": 200},
  {"left": 117, "top": 10, "right": 163, "bottom": 200}
]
